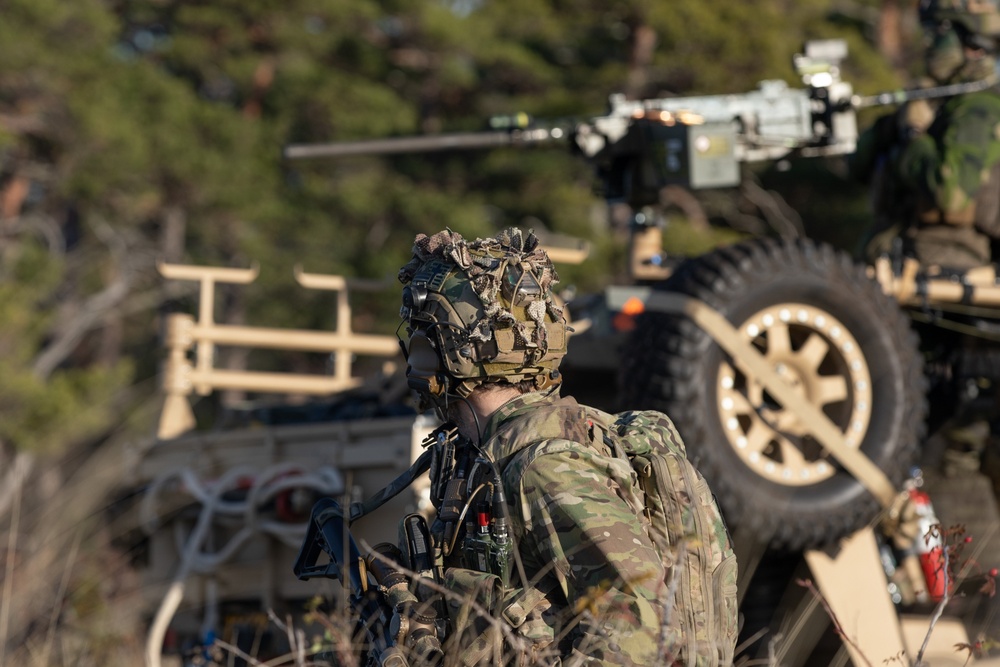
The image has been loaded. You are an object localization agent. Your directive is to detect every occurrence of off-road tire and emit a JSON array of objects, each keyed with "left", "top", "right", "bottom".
[{"left": 621, "top": 238, "right": 927, "bottom": 550}]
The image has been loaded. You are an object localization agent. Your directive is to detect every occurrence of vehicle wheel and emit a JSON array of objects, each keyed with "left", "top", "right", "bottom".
[{"left": 621, "top": 238, "right": 927, "bottom": 550}]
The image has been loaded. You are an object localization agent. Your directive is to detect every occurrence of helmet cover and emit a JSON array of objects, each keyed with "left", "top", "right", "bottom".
[{"left": 397, "top": 228, "right": 568, "bottom": 400}]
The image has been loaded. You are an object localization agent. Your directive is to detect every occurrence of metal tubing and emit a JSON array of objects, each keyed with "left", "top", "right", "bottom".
[
  {"left": 294, "top": 267, "right": 389, "bottom": 293},
  {"left": 187, "top": 369, "right": 362, "bottom": 394},
  {"left": 156, "top": 262, "right": 260, "bottom": 284},
  {"left": 156, "top": 263, "right": 401, "bottom": 439},
  {"left": 920, "top": 281, "right": 1000, "bottom": 305},
  {"left": 542, "top": 245, "right": 590, "bottom": 266},
  {"left": 188, "top": 324, "right": 399, "bottom": 355}
]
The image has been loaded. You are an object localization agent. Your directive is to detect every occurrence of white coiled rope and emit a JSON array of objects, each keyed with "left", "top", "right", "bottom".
[{"left": 142, "top": 462, "right": 344, "bottom": 667}]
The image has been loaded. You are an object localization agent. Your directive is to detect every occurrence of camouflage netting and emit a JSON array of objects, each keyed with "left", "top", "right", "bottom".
[{"left": 398, "top": 227, "right": 565, "bottom": 364}]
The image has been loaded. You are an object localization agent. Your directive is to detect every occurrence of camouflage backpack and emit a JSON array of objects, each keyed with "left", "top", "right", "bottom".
[{"left": 505, "top": 406, "right": 739, "bottom": 667}]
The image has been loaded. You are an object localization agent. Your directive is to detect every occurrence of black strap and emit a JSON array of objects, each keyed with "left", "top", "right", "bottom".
[{"left": 349, "top": 448, "right": 434, "bottom": 523}]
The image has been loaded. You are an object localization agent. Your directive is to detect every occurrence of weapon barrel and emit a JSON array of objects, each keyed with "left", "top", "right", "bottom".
[
  {"left": 853, "top": 76, "right": 997, "bottom": 109},
  {"left": 284, "top": 132, "right": 512, "bottom": 159},
  {"left": 283, "top": 128, "right": 564, "bottom": 160}
]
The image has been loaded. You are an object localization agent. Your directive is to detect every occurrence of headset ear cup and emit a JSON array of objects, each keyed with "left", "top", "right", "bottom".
[{"left": 405, "top": 331, "right": 447, "bottom": 395}]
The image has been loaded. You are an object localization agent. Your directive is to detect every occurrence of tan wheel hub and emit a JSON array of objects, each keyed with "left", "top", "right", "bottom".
[{"left": 717, "top": 303, "right": 873, "bottom": 486}]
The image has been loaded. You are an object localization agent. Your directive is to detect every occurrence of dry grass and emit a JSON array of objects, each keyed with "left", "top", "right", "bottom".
[
  {"left": 3, "top": 430, "right": 998, "bottom": 667},
  {"left": 0, "top": 433, "right": 148, "bottom": 667}
]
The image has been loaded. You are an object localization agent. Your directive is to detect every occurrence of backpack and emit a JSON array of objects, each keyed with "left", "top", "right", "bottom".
[
  {"left": 607, "top": 410, "right": 739, "bottom": 667},
  {"left": 503, "top": 405, "right": 739, "bottom": 667}
]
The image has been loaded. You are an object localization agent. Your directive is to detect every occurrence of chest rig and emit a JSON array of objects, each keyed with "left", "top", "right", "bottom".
[{"left": 421, "top": 423, "right": 515, "bottom": 592}]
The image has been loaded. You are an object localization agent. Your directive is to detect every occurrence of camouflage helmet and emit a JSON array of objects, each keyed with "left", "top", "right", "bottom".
[
  {"left": 920, "top": 0, "right": 1000, "bottom": 42},
  {"left": 920, "top": 0, "right": 1000, "bottom": 82},
  {"left": 397, "top": 227, "right": 568, "bottom": 402}
]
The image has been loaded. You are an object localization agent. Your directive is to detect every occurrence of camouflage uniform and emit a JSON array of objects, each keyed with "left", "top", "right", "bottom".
[
  {"left": 854, "top": 0, "right": 1000, "bottom": 268},
  {"left": 397, "top": 228, "right": 731, "bottom": 665},
  {"left": 476, "top": 390, "right": 666, "bottom": 666},
  {"left": 901, "top": 90, "right": 1000, "bottom": 267}
]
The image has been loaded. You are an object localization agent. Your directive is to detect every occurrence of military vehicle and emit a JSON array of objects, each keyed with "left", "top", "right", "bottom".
[
  {"left": 285, "top": 37, "right": 1000, "bottom": 665},
  {"left": 130, "top": 39, "right": 1000, "bottom": 666}
]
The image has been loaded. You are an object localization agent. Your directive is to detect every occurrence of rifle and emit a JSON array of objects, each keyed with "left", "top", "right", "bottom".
[
  {"left": 294, "top": 426, "right": 521, "bottom": 667},
  {"left": 283, "top": 39, "right": 997, "bottom": 212},
  {"left": 294, "top": 496, "right": 445, "bottom": 666}
]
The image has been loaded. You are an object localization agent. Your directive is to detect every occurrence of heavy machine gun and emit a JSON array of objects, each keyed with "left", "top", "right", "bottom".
[
  {"left": 285, "top": 40, "right": 857, "bottom": 210},
  {"left": 284, "top": 39, "right": 995, "bottom": 214},
  {"left": 283, "top": 38, "right": 999, "bottom": 283}
]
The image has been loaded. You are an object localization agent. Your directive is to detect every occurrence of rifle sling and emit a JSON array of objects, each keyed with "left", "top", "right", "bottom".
[{"left": 349, "top": 448, "right": 434, "bottom": 523}]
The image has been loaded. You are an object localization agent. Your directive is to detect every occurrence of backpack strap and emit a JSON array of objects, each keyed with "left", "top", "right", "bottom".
[
  {"left": 498, "top": 406, "right": 647, "bottom": 535},
  {"left": 586, "top": 415, "right": 630, "bottom": 462}
]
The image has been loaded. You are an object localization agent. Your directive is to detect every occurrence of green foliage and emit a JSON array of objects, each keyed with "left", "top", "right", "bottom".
[
  {"left": 0, "top": 0, "right": 921, "bottom": 452},
  {"left": 662, "top": 218, "right": 749, "bottom": 258},
  {"left": 0, "top": 242, "right": 131, "bottom": 452}
]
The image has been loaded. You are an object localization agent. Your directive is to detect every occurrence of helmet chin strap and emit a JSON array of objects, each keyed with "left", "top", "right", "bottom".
[
  {"left": 453, "top": 394, "right": 484, "bottom": 445},
  {"left": 421, "top": 390, "right": 483, "bottom": 444},
  {"left": 407, "top": 366, "right": 484, "bottom": 443}
]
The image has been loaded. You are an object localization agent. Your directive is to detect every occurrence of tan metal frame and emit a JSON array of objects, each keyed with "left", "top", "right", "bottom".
[
  {"left": 799, "top": 526, "right": 992, "bottom": 667},
  {"left": 875, "top": 256, "right": 1000, "bottom": 307},
  {"left": 630, "top": 225, "right": 674, "bottom": 282},
  {"left": 157, "top": 262, "right": 400, "bottom": 439}
]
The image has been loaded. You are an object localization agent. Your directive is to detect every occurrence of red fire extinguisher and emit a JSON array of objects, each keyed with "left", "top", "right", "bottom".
[{"left": 909, "top": 487, "right": 952, "bottom": 602}]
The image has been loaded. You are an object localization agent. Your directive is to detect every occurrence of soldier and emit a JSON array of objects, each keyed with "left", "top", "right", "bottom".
[
  {"left": 396, "top": 227, "right": 737, "bottom": 666},
  {"left": 853, "top": 0, "right": 1000, "bottom": 269}
]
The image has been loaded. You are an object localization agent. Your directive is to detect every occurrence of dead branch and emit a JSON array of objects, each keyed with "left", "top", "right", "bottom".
[
  {"left": 797, "top": 578, "right": 874, "bottom": 667},
  {"left": 741, "top": 180, "right": 805, "bottom": 239},
  {"left": 0, "top": 450, "right": 33, "bottom": 522},
  {"left": 31, "top": 277, "right": 131, "bottom": 379}
]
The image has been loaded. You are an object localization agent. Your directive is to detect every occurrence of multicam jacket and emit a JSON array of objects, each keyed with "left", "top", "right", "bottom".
[{"left": 476, "top": 390, "right": 666, "bottom": 666}]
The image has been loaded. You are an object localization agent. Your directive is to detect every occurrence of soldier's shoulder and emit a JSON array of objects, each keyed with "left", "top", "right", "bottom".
[{"left": 951, "top": 89, "right": 1000, "bottom": 114}]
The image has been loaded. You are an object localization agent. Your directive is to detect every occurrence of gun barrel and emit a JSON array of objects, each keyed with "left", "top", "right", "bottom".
[
  {"left": 853, "top": 76, "right": 997, "bottom": 109},
  {"left": 284, "top": 128, "right": 562, "bottom": 160}
]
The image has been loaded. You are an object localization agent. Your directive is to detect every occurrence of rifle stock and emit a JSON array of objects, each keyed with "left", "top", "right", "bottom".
[{"left": 294, "top": 497, "right": 444, "bottom": 666}]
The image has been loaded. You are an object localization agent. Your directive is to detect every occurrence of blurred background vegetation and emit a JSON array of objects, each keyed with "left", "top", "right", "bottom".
[{"left": 0, "top": 0, "right": 923, "bottom": 663}]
